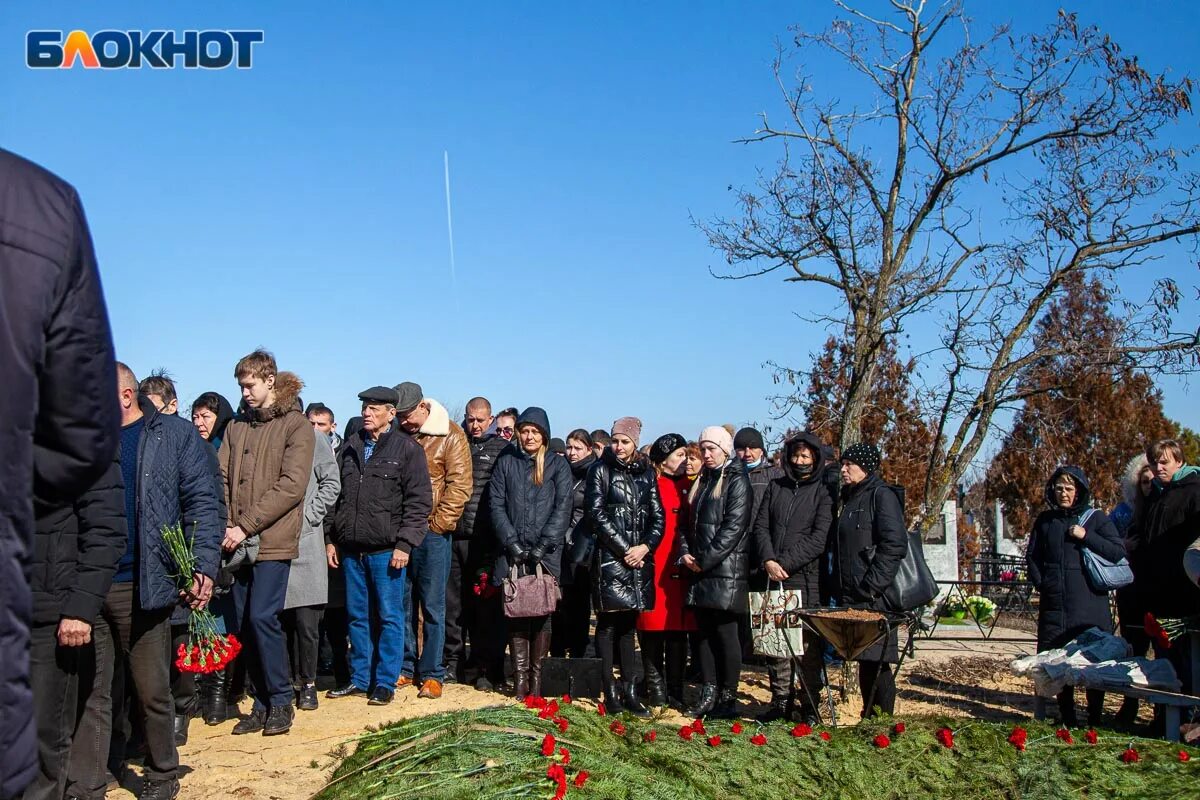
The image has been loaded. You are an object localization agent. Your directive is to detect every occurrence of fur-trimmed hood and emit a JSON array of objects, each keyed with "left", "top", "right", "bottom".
[
  {"left": 418, "top": 398, "right": 451, "bottom": 437},
  {"left": 1120, "top": 452, "right": 1151, "bottom": 507},
  {"left": 246, "top": 371, "right": 305, "bottom": 424}
]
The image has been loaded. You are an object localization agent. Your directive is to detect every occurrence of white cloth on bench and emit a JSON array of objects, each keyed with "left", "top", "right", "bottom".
[{"left": 1011, "top": 628, "right": 1134, "bottom": 696}]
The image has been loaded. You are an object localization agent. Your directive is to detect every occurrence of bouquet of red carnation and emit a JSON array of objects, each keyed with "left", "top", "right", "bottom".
[
  {"left": 473, "top": 570, "right": 499, "bottom": 599},
  {"left": 1144, "top": 612, "right": 1200, "bottom": 650},
  {"left": 164, "top": 522, "right": 241, "bottom": 674}
]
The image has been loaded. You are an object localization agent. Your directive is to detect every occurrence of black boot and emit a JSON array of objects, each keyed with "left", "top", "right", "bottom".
[
  {"left": 711, "top": 688, "right": 738, "bottom": 719},
  {"left": 203, "top": 669, "right": 228, "bottom": 725},
  {"left": 687, "top": 684, "right": 718, "bottom": 718},
  {"left": 603, "top": 680, "right": 626, "bottom": 715},
  {"left": 172, "top": 712, "right": 189, "bottom": 746},
  {"left": 622, "top": 682, "right": 651, "bottom": 718},
  {"left": 756, "top": 696, "right": 790, "bottom": 723},
  {"left": 510, "top": 633, "right": 531, "bottom": 701},
  {"left": 531, "top": 628, "right": 552, "bottom": 699},
  {"left": 643, "top": 669, "right": 667, "bottom": 707}
]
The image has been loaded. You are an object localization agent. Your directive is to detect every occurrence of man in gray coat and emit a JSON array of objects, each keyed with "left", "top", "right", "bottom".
[{"left": 282, "top": 430, "right": 341, "bottom": 711}]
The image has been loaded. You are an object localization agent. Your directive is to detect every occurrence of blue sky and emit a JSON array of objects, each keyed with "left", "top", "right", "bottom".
[{"left": 3, "top": 2, "right": 1195, "bottom": 455}]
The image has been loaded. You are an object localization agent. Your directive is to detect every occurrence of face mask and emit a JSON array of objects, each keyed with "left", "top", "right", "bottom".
[{"left": 793, "top": 462, "right": 815, "bottom": 477}]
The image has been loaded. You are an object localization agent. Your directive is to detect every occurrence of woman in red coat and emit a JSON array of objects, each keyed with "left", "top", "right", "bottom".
[{"left": 639, "top": 433, "right": 697, "bottom": 709}]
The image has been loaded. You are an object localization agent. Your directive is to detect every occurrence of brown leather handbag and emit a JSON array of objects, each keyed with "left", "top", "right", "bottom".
[{"left": 503, "top": 563, "right": 560, "bottom": 618}]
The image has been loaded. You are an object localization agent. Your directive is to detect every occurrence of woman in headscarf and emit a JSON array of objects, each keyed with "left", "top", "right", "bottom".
[
  {"left": 191, "top": 391, "right": 235, "bottom": 450},
  {"left": 679, "top": 426, "right": 753, "bottom": 719},
  {"left": 835, "top": 443, "right": 906, "bottom": 718},
  {"left": 638, "top": 433, "right": 696, "bottom": 710},
  {"left": 586, "top": 417, "right": 664, "bottom": 717},
  {"left": 1026, "top": 465, "right": 1125, "bottom": 727}
]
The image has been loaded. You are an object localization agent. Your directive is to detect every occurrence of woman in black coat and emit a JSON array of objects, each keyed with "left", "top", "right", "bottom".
[
  {"left": 751, "top": 432, "right": 833, "bottom": 724},
  {"left": 550, "top": 429, "right": 597, "bottom": 659},
  {"left": 835, "top": 443, "right": 907, "bottom": 718},
  {"left": 1026, "top": 465, "right": 1126, "bottom": 727},
  {"left": 679, "top": 426, "right": 753, "bottom": 719},
  {"left": 586, "top": 417, "right": 664, "bottom": 717},
  {"left": 488, "top": 407, "right": 573, "bottom": 700}
]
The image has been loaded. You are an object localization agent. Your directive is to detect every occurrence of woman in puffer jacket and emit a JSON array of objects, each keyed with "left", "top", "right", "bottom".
[
  {"left": 586, "top": 417, "right": 664, "bottom": 717},
  {"left": 1110, "top": 453, "right": 1155, "bottom": 725}
]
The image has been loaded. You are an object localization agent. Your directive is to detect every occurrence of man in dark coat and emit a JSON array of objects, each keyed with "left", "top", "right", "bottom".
[
  {"left": 751, "top": 432, "right": 834, "bottom": 723},
  {"left": 0, "top": 148, "right": 119, "bottom": 800},
  {"left": 26, "top": 458, "right": 125, "bottom": 800},
  {"left": 835, "top": 443, "right": 907, "bottom": 718},
  {"left": 1025, "top": 465, "right": 1126, "bottom": 727},
  {"left": 326, "top": 387, "right": 432, "bottom": 706},
  {"left": 446, "top": 397, "right": 509, "bottom": 689}
]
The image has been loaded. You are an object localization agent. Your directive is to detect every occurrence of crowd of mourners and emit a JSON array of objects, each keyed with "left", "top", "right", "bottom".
[{"left": 3, "top": 148, "right": 1199, "bottom": 800}]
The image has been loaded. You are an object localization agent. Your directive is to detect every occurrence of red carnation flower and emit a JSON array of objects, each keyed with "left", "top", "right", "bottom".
[
  {"left": 555, "top": 717, "right": 569, "bottom": 733},
  {"left": 935, "top": 727, "right": 954, "bottom": 748},
  {"left": 819, "top": 731, "right": 832, "bottom": 741},
  {"left": 597, "top": 702, "right": 607, "bottom": 717},
  {"left": 546, "top": 763, "right": 565, "bottom": 782},
  {"left": 574, "top": 770, "right": 590, "bottom": 788},
  {"left": 678, "top": 725, "right": 695, "bottom": 741},
  {"left": 731, "top": 722, "right": 743, "bottom": 734},
  {"left": 609, "top": 720, "right": 627, "bottom": 735},
  {"left": 707, "top": 735, "right": 722, "bottom": 747},
  {"left": 553, "top": 783, "right": 566, "bottom": 800},
  {"left": 1179, "top": 750, "right": 1191, "bottom": 762},
  {"left": 691, "top": 718, "right": 706, "bottom": 734},
  {"left": 893, "top": 722, "right": 906, "bottom": 735},
  {"left": 1007, "top": 726, "right": 1028, "bottom": 751},
  {"left": 874, "top": 734, "right": 891, "bottom": 749},
  {"left": 1120, "top": 747, "right": 1140, "bottom": 763},
  {"left": 561, "top": 694, "right": 572, "bottom": 704},
  {"left": 541, "top": 734, "right": 556, "bottom": 757},
  {"left": 538, "top": 703, "right": 558, "bottom": 720},
  {"left": 1085, "top": 729, "right": 1099, "bottom": 745},
  {"left": 1055, "top": 728, "right": 1074, "bottom": 745},
  {"left": 751, "top": 733, "right": 767, "bottom": 746},
  {"left": 791, "top": 723, "right": 813, "bottom": 738},
  {"left": 643, "top": 731, "right": 657, "bottom": 743},
  {"left": 559, "top": 747, "right": 571, "bottom": 765}
]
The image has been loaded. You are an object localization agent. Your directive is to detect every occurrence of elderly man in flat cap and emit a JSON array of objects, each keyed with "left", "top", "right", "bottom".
[{"left": 325, "top": 386, "right": 432, "bottom": 705}]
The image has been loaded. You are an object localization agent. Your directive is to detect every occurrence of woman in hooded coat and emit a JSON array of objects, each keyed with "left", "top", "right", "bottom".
[
  {"left": 488, "top": 407, "right": 572, "bottom": 700},
  {"left": 679, "top": 426, "right": 753, "bottom": 719},
  {"left": 1026, "top": 465, "right": 1126, "bottom": 727},
  {"left": 751, "top": 432, "right": 833, "bottom": 724},
  {"left": 551, "top": 429, "right": 597, "bottom": 659},
  {"left": 586, "top": 417, "right": 664, "bottom": 717}
]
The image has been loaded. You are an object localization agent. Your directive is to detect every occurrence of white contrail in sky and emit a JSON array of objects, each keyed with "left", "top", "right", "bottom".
[{"left": 443, "top": 151, "right": 460, "bottom": 312}]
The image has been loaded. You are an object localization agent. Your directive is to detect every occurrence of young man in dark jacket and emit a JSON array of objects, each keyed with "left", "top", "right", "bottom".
[
  {"left": 326, "top": 387, "right": 432, "bottom": 705},
  {"left": 84, "top": 364, "right": 221, "bottom": 800},
  {"left": 26, "top": 458, "right": 125, "bottom": 800},
  {"left": 0, "top": 147, "right": 119, "bottom": 800},
  {"left": 445, "top": 396, "right": 509, "bottom": 688}
]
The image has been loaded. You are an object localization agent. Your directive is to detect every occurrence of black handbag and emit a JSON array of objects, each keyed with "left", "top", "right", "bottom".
[{"left": 870, "top": 488, "right": 938, "bottom": 613}]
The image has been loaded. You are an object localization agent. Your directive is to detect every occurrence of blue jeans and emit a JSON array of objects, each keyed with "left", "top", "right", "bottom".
[
  {"left": 402, "top": 531, "right": 451, "bottom": 681},
  {"left": 343, "top": 551, "right": 407, "bottom": 691},
  {"left": 231, "top": 560, "right": 292, "bottom": 710}
]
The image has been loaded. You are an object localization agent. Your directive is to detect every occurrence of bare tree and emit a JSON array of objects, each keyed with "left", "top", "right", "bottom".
[{"left": 703, "top": 1, "right": 1199, "bottom": 532}]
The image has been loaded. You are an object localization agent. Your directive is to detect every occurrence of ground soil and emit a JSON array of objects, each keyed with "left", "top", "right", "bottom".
[{"left": 105, "top": 625, "right": 1158, "bottom": 799}]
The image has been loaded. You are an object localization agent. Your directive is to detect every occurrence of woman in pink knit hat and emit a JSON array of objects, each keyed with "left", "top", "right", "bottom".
[{"left": 678, "top": 425, "right": 753, "bottom": 719}]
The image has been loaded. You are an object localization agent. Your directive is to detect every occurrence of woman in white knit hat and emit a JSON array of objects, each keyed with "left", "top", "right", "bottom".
[{"left": 678, "top": 425, "right": 753, "bottom": 719}]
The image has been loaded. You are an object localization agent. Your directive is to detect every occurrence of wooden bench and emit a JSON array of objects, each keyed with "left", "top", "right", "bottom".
[{"left": 1034, "top": 685, "right": 1198, "bottom": 742}]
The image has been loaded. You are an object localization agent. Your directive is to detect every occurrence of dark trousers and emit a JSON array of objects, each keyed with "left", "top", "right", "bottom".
[
  {"left": 551, "top": 564, "right": 593, "bottom": 658},
  {"left": 767, "top": 636, "right": 826, "bottom": 707},
  {"left": 638, "top": 630, "right": 688, "bottom": 691},
  {"left": 283, "top": 606, "right": 324, "bottom": 687},
  {"left": 231, "top": 560, "right": 292, "bottom": 710},
  {"left": 402, "top": 531, "right": 451, "bottom": 682},
  {"left": 26, "top": 624, "right": 84, "bottom": 800},
  {"left": 444, "top": 536, "right": 494, "bottom": 680},
  {"left": 320, "top": 607, "right": 351, "bottom": 687},
  {"left": 858, "top": 660, "right": 896, "bottom": 716},
  {"left": 696, "top": 608, "right": 742, "bottom": 692},
  {"left": 170, "top": 624, "right": 197, "bottom": 718},
  {"left": 596, "top": 610, "right": 638, "bottom": 683},
  {"left": 77, "top": 582, "right": 176, "bottom": 783},
  {"left": 475, "top": 592, "right": 508, "bottom": 683},
  {"left": 63, "top": 616, "right": 115, "bottom": 800}
]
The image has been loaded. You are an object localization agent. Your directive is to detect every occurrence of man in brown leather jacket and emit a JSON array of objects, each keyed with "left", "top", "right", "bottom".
[{"left": 393, "top": 382, "right": 472, "bottom": 698}]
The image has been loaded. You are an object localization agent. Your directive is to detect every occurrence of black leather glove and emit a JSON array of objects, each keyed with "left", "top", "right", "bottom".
[
  {"left": 528, "top": 544, "right": 547, "bottom": 566},
  {"left": 506, "top": 543, "right": 529, "bottom": 564}
]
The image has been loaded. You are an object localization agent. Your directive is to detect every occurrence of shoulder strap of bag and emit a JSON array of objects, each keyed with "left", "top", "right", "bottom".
[{"left": 1078, "top": 508, "right": 1096, "bottom": 528}]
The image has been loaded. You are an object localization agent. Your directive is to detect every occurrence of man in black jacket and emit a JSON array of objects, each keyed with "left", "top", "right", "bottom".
[
  {"left": 326, "top": 387, "right": 432, "bottom": 705},
  {"left": 0, "top": 147, "right": 119, "bottom": 800},
  {"left": 26, "top": 459, "right": 125, "bottom": 800},
  {"left": 445, "top": 397, "right": 509, "bottom": 688}
]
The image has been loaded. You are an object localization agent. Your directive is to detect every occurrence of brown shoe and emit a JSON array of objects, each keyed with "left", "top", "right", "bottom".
[
  {"left": 396, "top": 675, "right": 415, "bottom": 689},
  {"left": 418, "top": 679, "right": 443, "bottom": 699}
]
